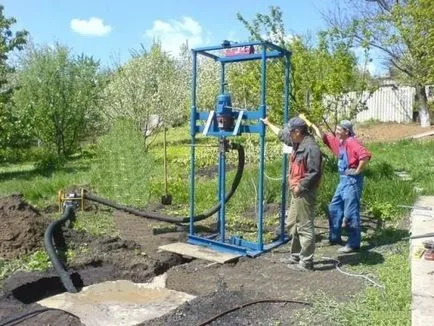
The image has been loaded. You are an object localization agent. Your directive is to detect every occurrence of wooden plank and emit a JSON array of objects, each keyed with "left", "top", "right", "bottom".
[
  {"left": 409, "top": 130, "right": 434, "bottom": 139},
  {"left": 406, "top": 130, "right": 434, "bottom": 139},
  {"left": 159, "top": 242, "right": 241, "bottom": 264}
]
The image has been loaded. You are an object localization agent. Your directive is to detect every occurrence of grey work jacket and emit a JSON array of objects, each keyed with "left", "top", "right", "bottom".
[{"left": 277, "top": 130, "right": 322, "bottom": 193}]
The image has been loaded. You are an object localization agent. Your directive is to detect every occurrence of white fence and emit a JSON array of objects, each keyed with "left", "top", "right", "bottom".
[
  {"left": 325, "top": 85, "right": 415, "bottom": 124},
  {"left": 355, "top": 86, "right": 415, "bottom": 123}
]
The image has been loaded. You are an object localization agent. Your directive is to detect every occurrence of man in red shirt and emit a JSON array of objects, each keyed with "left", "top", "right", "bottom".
[{"left": 301, "top": 117, "right": 371, "bottom": 253}]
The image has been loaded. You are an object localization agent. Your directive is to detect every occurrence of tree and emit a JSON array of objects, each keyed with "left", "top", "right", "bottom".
[
  {"left": 102, "top": 43, "right": 186, "bottom": 149},
  {"left": 13, "top": 44, "right": 103, "bottom": 158},
  {"left": 326, "top": 0, "right": 433, "bottom": 127},
  {"left": 177, "top": 41, "right": 220, "bottom": 111},
  {"left": 0, "top": 5, "right": 29, "bottom": 150},
  {"left": 236, "top": 6, "right": 372, "bottom": 127}
]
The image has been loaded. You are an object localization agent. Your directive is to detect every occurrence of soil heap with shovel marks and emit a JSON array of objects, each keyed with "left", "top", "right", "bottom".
[{"left": 0, "top": 194, "right": 49, "bottom": 260}]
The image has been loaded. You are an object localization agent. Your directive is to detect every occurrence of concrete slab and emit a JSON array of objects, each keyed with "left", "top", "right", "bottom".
[
  {"left": 410, "top": 196, "right": 434, "bottom": 326},
  {"left": 159, "top": 242, "right": 241, "bottom": 263},
  {"left": 37, "top": 274, "right": 195, "bottom": 326}
]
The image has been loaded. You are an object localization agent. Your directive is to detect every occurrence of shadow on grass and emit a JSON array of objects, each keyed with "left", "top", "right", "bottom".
[
  {"left": 0, "top": 165, "right": 90, "bottom": 181},
  {"left": 315, "top": 251, "right": 385, "bottom": 271},
  {"left": 364, "top": 227, "right": 409, "bottom": 250},
  {"left": 315, "top": 226, "right": 408, "bottom": 271}
]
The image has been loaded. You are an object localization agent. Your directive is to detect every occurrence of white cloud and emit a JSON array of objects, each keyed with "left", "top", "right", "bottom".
[
  {"left": 71, "top": 17, "right": 112, "bottom": 37},
  {"left": 145, "top": 17, "right": 205, "bottom": 55}
]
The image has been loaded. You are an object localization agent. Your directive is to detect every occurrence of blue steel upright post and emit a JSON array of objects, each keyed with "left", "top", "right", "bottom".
[
  {"left": 257, "top": 44, "right": 267, "bottom": 251},
  {"left": 218, "top": 62, "right": 226, "bottom": 240},
  {"left": 279, "top": 53, "right": 291, "bottom": 241},
  {"left": 189, "top": 50, "right": 197, "bottom": 236}
]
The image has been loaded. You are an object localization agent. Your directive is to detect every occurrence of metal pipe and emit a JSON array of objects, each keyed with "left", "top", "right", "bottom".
[
  {"left": 220, "top": 62, "right": 226, "bottom": 93},
  {"left": 257, "top": 45, "right": 267, "bottom": 251},
  {"left": 163, "top": 126, "right": 168, "bottom": 196},
  {"left": 190, "top": 50, "right": 198, "bottom": 235},
  {"left": 217, "top": 139, "right": 223, "bottom": 233},
  {"left": 219, "top": 138, "right": 226, "bottom": 241},
  {"left": 280, "top": 54, "right": 291, "bottom": 241}
]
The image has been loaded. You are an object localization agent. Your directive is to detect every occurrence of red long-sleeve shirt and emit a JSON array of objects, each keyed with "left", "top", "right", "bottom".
[{"left": 323, "top": 133, "right": 371, "bottom": 169}]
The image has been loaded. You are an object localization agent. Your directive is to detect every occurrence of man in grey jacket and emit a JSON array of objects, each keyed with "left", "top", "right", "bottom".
[{"left": 262, "top": 116, "right": 322, "bottom": 271}]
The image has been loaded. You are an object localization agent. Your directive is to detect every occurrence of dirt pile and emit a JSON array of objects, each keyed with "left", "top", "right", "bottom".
[
  {"left": 0, "top": 194, "right": 48, "bottom": 259},
  {"left": 356, "top": 122, "right": 433, "bottom": 143}
]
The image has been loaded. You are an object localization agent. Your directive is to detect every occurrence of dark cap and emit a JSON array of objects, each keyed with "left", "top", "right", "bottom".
[
  {"left": 339, "top": 120, "right": 355, "bottom": 136},
  {"left": 287, "top": 117, "right": 307, "bottom": 131}
]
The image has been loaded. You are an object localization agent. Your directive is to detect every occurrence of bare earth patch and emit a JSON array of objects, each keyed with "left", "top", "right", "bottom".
[
  {"left": 355, "top": 122, "right": 433, "bottom": 143},
  {"left": 0, "top": 194, "right": 48, "bottom": 259}
]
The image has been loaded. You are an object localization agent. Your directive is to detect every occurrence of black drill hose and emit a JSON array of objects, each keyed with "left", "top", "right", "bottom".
[
  {"left": 44, "top": 205, "right": 77, "bottom": 293},
  {"left": 83, "top": 143, "right": 245, "bottom": 224},
  {"left": 0, "top": 308, "right": 80, "bottom": 326}
]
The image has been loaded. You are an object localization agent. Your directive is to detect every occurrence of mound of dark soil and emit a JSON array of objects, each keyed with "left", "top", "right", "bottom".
[{"left": 0, "top": 194, "right": 48, "bottom": 259}]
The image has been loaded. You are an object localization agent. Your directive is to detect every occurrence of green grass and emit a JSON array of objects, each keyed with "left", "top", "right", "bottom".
[
  {"left": 368, "top": 139, "right": 434, "bottom": 195},
  {"left": 73, "top": 211, "right": 119, "bottom": 237},
  {"left": 296, "top": 242, "right": 410, "bottom": 326},
  {"left": 0, "top": 159, "right": 92, "bottom": 208},
  {"left": 340, "top": 243, "right": 410, "bottom": 325},
  {"left": 0, "top": 250, "right": 51, "bottom": 281}
]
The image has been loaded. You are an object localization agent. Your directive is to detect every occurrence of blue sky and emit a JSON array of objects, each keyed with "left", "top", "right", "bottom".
[{"left": 2, "top": 0, "right": 382, "bottom": 74}]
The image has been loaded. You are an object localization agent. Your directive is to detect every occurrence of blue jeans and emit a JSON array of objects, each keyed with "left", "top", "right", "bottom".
[{"left": 329, "top": 175, "right": 363, "bottom": 248}]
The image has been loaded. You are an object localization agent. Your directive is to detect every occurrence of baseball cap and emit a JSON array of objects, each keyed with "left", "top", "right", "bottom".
[
  {"left": 287, "top": 117, "right": 307, "bottom": 131},
  {"left": 339, "top": 120, "right": 355, "bottom": 136}
]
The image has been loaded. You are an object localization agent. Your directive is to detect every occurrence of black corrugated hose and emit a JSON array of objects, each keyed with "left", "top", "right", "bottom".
[
  {"left": 43, "top": 204, "right": 77, "bottom": 293},
  {"left": 197, "top": 299, "right": 312, "bottom": 326},
  {"left": 83, "top": 142, "right": 245, "bottom": 225},
  {"left": 0, "top": 308, "right": 80, "bottom": 326}
]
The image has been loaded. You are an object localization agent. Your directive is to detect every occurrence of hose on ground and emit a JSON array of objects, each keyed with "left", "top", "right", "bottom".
[
  {"left": 406, "top": 232, "right": 434, "bottom": 240},
  {"left": 43, "top": 205, "right": 77, "bottom": 293},
  {"left": 196, "top": 299, "right": 312, "bottom": 326},
  {"left": 83, "top": 143, "right": 245, "bottom": 225},
  {"left": 0, "top": 308, "right": 80, "bottom": 326}
]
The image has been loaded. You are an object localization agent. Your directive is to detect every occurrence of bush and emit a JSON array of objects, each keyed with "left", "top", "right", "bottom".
[
  {"left": 34, "top": 151, "right": 66, "bottom": 171},
  {"left": 90, "top": 119, "right": 157, "bottom": 206}
]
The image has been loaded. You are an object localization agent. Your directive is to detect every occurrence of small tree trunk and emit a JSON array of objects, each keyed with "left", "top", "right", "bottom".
[{"left": 415, "top": 84, "right": 431, "bottom": 128}]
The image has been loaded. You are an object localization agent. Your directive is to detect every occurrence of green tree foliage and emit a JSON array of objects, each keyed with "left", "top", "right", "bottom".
[
  {"left": 328, "top": 0, "right": 433, "bottom": 127},
  {"left": 102, "top": 43, "right": 186, "bottom": 149},
  {"left": 0, "top": 5, "right": 29, "bottom": 150},
  {"left": 13, "top": 44, "right": 103, "bottom": 158},
  {"left": 178, "top": 41, "right": 220, "bottom": 111},
  {"left": 236, "top": 6, "right": 372, "bottom": 126}
]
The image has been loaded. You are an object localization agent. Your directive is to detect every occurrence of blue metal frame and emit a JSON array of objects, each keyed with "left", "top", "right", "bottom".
[{"left": 188, "top": 40, "right": 292, "bottom": 257}]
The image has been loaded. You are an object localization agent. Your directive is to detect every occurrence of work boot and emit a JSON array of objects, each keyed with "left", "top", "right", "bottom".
[
  {"left": 321, "top": 239, "right": 343, "bottom": 246},
  {"left": 280, "top": 254, "right": 300, "bottom": 264},
  {"left": 337, "top": 245, "right": 360, "bottom": 254},
  {"left": 295, "top": 260, "right": 314, "bottom": 272}
]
